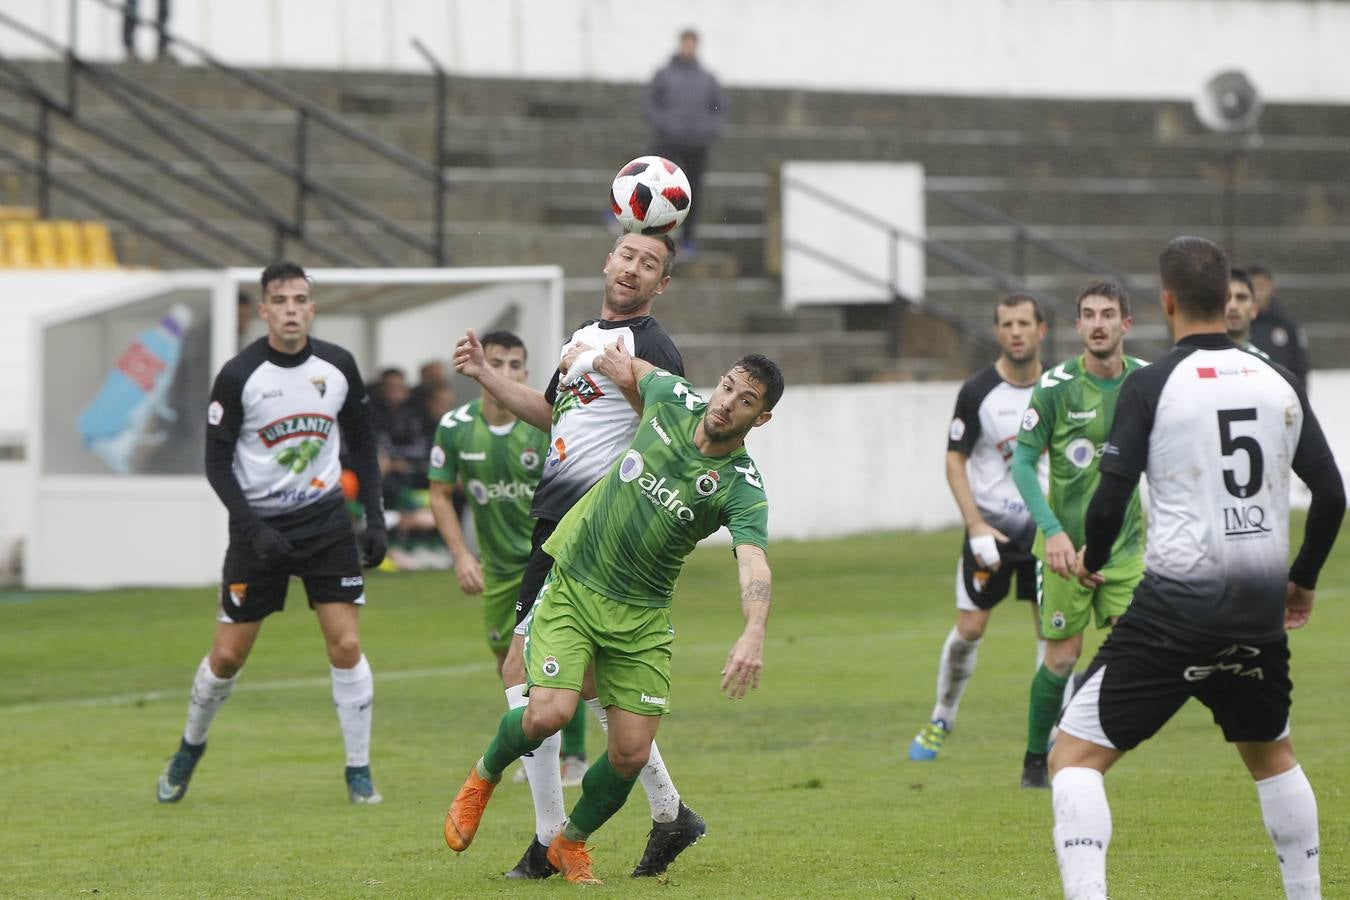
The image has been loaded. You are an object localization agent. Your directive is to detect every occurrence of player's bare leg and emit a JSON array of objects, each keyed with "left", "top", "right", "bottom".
[
  {"left": 316, "top": 602, "right": 379, "bottom": 803},
  {"left": 156, "top": 618, "right": 261, "bottom": 803}
]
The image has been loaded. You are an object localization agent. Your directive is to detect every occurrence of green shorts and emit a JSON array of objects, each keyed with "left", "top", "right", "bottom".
[
  {"left": 481, "top": 569, "right": 519, "bottom": 655},
  {"left": 521, "top": 567, "right": 673, "bottom": 716},
  {"left": 1037, "top": 553, "right": 1144, "bottom": 640}
]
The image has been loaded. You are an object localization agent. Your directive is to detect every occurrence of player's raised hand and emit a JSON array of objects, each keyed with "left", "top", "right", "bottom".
[
  {"left": 1284, "top": 581, "right": 1314, "bottom": 629},
  {"left": 598, "top": 334, "right": 636, "bottom": 391},
  {"left": 1044, "top": 531, "right": 1077, "bottom": 579},
  {"left": 453, "top": 329, "right": 486, "bottom": 379},
  {"left": 721, "top": 631, "right": 763, "bottom": 700}
]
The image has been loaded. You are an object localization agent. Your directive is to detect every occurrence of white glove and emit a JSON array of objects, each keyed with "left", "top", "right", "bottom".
[
  {"left": 968, "top": 533, "right": 1001, "bottom": 569},
  {"left": 562, "top": 349, "right": 600, "bottom": 385}
]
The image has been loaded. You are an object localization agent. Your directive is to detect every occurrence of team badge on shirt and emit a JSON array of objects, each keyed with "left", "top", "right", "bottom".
[
  {"left": 695, "top": 470, "right": 720, "bottom": 496},
  {"left": 310, "top": 376, "right": 327, "bottom": 397},
  {"left": 229, "top": 582, "right": 248, "bottom": 606},
  {"left": 520, "top": 447, "right": 540, "bottom": 470}
]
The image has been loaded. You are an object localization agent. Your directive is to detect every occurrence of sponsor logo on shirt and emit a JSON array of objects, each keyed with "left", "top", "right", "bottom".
[
  {"left": 1223, "top": 503, "right": 1272, "bottom": 538},
  {"left": 459, "top": 451, "right": 486, "bottom": 461},
  {"left": 618, "top": 449, "right": 645, "bottom": 482},
  {"left": 341, "top": 576, "right": 364, "bottom": 587},
  {"left": 560, "top": 375, "right": 603, "bottom": 405},
  {"left": 1066, "top": 409, "right": 1097, "bottom": 422},
  {"left": 261, "top": 389, "right": 283, "bottom": 399},
  {"left": 649, "top": 416, "right": 673, "bottom": 446},
  {"left": 466, "top": 478, "right": 535, "bottom": 504},
  {"left": 949, "top": 417, "right": 966, "bottom": 442},
  {"left": 1021, "top": 408, "right": 1040, "bottom": 431},
  {"left": 1064, "top": 438, "right": 1100, "bottom": 469},
  {"left": 1198, "top": 365, "right": 1261, "bottom": 379},
  {"left": 257, "top": 413, "right": 335, "bottom": 448}
]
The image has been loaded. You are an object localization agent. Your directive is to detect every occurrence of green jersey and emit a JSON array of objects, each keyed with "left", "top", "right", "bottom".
[
  {"left": 543, "top": 369, "right": 770, "bottom": 608},
  {"left": 1015, "top": 353, "right": 1146, "bottom": 556},
  {"left": 427, "top": 400, "right": 546, "bottom": 577}
]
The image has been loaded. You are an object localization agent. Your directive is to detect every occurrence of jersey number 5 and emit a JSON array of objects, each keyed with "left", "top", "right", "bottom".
[{"left": 1217, "top": 408, "right": 1263, "bottom": 499}]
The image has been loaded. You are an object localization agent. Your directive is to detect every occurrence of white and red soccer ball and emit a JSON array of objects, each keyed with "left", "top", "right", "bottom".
[{"left": 610, "top": 156, "right": 692, "bottom": 235}]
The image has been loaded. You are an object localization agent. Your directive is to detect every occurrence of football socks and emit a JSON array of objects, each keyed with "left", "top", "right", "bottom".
[
  {"left": 932, "top": 626, "right": 981, "bottom": 724},
  {"left": 562, "top": 752, "right": 638, "bottom": 841},
  {"left": 1257, "top": 765, "right": 1321, "bottom": 899},
  {"left": 331, "top": 654, "right": 374, "bottom": 768},
  {"left": 1027, "top": 664, "right": 1069, "bottom": 755},
  {"left": 1052, "top": 767, "right": 1111, "bottom": 900},
  {"left": 584, "top": 696, "right": 681, "bottom": 824},
  {"left": 183, "top": 656, "right": 236, "bottom": 745}
]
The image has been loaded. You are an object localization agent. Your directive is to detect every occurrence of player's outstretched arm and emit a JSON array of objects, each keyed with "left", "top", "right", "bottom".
[
  {"left": 722, "top": 544, "right": 771, "bottom": 700},
  {"left": 429, "top": 480, "right": 484, "bottom": 595},
  {"left": 453, "top": 329, "right": 552, "bottom": 432}
]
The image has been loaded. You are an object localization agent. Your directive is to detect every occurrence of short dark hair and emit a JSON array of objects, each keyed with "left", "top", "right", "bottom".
[
  {"left": 732, "top": 354, "right": 785, "bottom": 412},
  {"left": 611, "top": 232, "right": 678, "bottom": 278},
  {"left": 260, "top": 261, "right": 309, "bottom": 292},
  {"left": 379, "top": 367, "right": 405, "bottom": 382},
  {"left": 1229, "top": 267, "right": 1255, "bottom": 296},
  {"left": 680, "top": 28, "right": 699, "bottom": 42},
  {"left": 995, "top": 291, "right": 1044, "bottom": 324},
  {"left": 1246, "top": 264, "right": 1272, "bottom": 280},
  {"left": 479, "top": 330, "right": 526, "bottom": 360},
  {"left": 1075, "top": 280, "right": 1131, "bottom": 319},
  {"left": 1159, "top": 236, "right": 1230, "bottom": 318}
]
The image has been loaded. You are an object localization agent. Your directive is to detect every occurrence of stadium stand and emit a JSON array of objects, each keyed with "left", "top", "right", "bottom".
[{"left": 2, "top": 60, "right": 1347, "bottom": 381}]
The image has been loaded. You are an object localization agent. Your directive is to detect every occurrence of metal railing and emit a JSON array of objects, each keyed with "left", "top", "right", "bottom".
[
  {"left": 782, "top": 175, "right": 1073, "bottom": 359},
  {"left": 0, "top": 1, "right": 451, "bottom": 268}
]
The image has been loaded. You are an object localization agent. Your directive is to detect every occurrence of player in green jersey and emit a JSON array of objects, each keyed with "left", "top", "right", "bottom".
[
  {"left": 1011, "top": 281, "right": 1147, "bottom": 789},
  {"left": 428, "top": 332, "right": 590, "bottom": 792},
  {"left": 444, "top": 343, "right": 783, "bottom": 885},
  {"left": 429, "top": 332, "right": 545, "bottom": 672}
]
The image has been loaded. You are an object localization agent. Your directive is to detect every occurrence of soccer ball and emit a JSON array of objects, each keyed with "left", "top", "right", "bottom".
[{"left": 609, "top": 156, "right": 692, "bottom": 236}]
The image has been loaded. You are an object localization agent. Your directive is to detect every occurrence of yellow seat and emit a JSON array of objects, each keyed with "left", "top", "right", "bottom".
[
  {"left": 0, "top": 205, "right": 38, "bottom": 221},
  {"left": 30, "top": 220, "right": 60, "bottom": 268},
  {"left": 56, "top": 220, "right": 85, "bottom": 267},
  {"left": 81, "top": 220, "right": 119, "bottom": 268},
  {"left": 2, "top": 221, "right": 34, "bottom": 268}
]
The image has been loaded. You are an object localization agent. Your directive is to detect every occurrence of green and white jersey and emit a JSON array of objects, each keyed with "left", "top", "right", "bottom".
[
  {"left": 1017, "top": 354, "right": 1147, "bottom": 556},
  {"left": 427, "top": 400, "right": 546, "bottom": 577},
  {"left": 544, "top": 369, "right": 769, "bottom": 608}
]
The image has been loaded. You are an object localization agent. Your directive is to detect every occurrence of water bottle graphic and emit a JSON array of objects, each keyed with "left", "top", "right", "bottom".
[{"left": 76, "top": 303, "right": 193, "bottom": 474}]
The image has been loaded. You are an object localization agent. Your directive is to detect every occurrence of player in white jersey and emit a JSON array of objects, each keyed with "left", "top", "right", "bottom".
[
  {"left": 1050, "top": 237, "right": 1345, "bottom": 900},
  {"left": 452, "top": 232, "right": 704, "bottom": 879},
  {"left": 156, "top": 262, "right": 388, "bottom": 806},
  {"left": 908, "top": 293, "right": 1048, "bottom": 761}
]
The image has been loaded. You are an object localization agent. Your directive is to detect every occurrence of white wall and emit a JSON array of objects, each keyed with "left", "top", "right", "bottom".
[{"left": 5, "top": 0, "right": 1348, "bottom": 104}]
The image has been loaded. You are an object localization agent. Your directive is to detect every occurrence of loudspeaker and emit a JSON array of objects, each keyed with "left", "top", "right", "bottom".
[{"left": 1194, "top": 70, "right": 1263, "bottom": 133}]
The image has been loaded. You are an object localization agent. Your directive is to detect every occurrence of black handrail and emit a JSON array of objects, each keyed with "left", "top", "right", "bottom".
[{"left": 927, "top": 188, "right": 1140, "bottom": 295}]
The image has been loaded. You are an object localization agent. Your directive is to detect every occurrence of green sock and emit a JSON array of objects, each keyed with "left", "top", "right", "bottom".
[
  {"left": 561, "top": 708, "right": 587, "bottom": 757},
  {"left": 481, "top": 706, "right": 542, "bottom": 779},
  {"left": 1027, "top": 665, "right": 1070, "bottom": 754},
  {"left": 561, "top": 752, "right": 638, "bottom": 841}
]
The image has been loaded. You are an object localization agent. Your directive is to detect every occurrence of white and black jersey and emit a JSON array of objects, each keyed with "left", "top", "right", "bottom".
[
  {"left": 531, "top": 315, "right": 683, "bottom": 523},
  {"left": 206, "top": 338, "right": 381, "bottom": 538},
  {"left": 948, "top": 364, "right": 1041, "bottom": 545},
  {"left": 1087, "top": 333, "right": 1343, "bottom": 642}
]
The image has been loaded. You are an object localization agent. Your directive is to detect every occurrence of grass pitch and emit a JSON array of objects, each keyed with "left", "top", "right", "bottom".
[{"left": 2, "top": 525, "right": 1346, "bottom": 898}]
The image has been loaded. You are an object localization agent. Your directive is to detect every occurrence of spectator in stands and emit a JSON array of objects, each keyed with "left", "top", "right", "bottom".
[
  {"left": 122, "top": 0, "right": 173, "bottom": 62},
  {"left": 371, "top": 367, "right": 427, "bottom": 510},
  {"left": 410, "top": 359, "right": 451, "bottom": 435},
  {"left": 1247, "top": 265, "right": 1310, "bottom": 388},
  {"left": 643, "top": 28, "right": 726, "bottom": 255}
]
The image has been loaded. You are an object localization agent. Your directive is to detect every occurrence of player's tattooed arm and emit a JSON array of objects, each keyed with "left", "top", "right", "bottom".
[{"left": 723, "top": 544, "right": 772, "bottom": 699}]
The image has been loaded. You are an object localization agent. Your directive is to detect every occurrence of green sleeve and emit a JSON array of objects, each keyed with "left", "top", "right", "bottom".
[{"left": 1012, "top": 441, "right": 1062, "bottom": 538}]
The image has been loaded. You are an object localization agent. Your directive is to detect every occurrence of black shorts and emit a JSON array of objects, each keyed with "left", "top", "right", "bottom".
[
  {"left": 1060, "top": 610, "right": 1292, "bottom": 751},
  {"left": 514, "top": 517, "right": 560, "bottom": 626},
  {"left": 219, "top": 526, "right": 365, "bottom": 624},
  {"left": 958, "top": 532, "right": 1037, "bottom": 611}
]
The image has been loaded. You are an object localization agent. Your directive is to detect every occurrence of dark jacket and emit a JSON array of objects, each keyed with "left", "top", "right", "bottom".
[
  {"left": 643, "top": 55, "right": 726, "bottom": 148},
  {"left": 1248, "top": 298, "right": 1310, "bottom": 387}
]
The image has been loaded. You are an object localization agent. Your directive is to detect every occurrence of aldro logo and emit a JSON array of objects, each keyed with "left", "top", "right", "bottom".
[
  {"left": 618, "top": 450, "right": 696, "bottom": 522},
  {"left": 466, "top": 479, "right": 535, "bottom": 505}
]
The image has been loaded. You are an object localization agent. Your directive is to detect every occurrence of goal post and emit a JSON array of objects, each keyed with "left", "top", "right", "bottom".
[{"left": 23, "top": 265, "right": 563, "bottom": 589}]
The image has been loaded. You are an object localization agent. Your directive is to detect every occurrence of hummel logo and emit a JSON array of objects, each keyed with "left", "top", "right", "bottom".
[{"left": 734, "top": 463, "right": 762, "bottom": 488}]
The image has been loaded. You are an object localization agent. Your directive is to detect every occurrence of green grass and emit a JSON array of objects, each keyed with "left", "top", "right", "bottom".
[{"left": 2, "top": 525, "right": 1347, "bottom": 898}]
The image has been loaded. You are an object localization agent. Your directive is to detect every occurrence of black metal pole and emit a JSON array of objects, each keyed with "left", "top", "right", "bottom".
[
  {"left": 1224, "top": 146, "right": 1239, "bottom": 258},
  {"left": 294, "top": 108, "right": 309, "bottom": 242},
  {"left": 432, "top": 65, "right": 447, "bottom": 266},
  {"left": 36, "top": 102, "right": 51, "bottom": 216}
]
